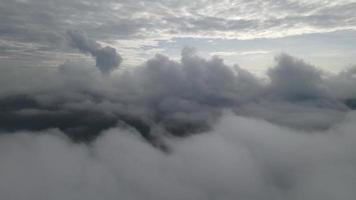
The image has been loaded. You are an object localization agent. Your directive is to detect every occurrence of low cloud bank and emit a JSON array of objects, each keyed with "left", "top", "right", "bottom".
[
  {"left": 1, "top": 44, "right": 356, "bottom": 199},
  {"left": 1, "top": 112, "right": 356, "bottom": 200},
  {"left": 0, "top": 48, "right": 355, "bottom": 142}
]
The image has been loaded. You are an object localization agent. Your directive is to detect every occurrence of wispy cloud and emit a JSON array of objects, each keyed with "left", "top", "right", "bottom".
[{"left": 210, "top": 50, "right": 271, "bottom": 57}]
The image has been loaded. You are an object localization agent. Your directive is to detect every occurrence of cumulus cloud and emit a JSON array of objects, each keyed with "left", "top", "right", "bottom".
[
  {"left": 1, "top": 46, "right": 356, "bottom": 199},
  {"left": 0, "top": 49, "right": 355, "bottom": 141},
  {"left": 267, "top": 54, "right": 326, "bottom": 101},
  {"left": 67, "top": 30, "right": 122, "bottom": 74},
  {"left": 326, "top": 66, "right": 356, "bottom": 100}
]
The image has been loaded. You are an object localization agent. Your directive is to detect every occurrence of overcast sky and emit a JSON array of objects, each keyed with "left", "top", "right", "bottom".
[{"left": 1, "top": 0, "right": 356, "bottom": 73}]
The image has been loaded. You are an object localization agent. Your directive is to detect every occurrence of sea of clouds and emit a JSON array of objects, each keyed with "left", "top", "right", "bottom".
[{"left": 0, "top": 32, "right": 356, "bottom": 200}]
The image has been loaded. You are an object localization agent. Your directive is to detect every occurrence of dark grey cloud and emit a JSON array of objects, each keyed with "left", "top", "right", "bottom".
[
  {"left": 327, "top": 66, "right": 356, "bottom": 99},
  {"left": 267, "top": 54, "right": 325, "bottom": 101},
  {"left": 0, "top": 49, "right": 354, "bottom": 143},
  {"left": 67, "top": 31, "right": 123, "bottom": 73}
]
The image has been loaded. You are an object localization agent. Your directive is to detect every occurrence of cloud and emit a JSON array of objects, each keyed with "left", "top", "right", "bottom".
[
  {"left": 0, "top": 49, "right": 355, "bottom": 142},
  {"left": 267, "top": 54, "right": 325, "bottom": 101},
  {"left": 1, "top": 0, "right": 356, "bottom": 67},
  {"left": 326, "top": 66, "right": 356, "bottom": 100},
  {"left": 0, "top": 43, "right": 356, "bottom": 198},
  {"left": 67, "top": 31, "right": 122, "bottom": 73},
  {"left": 210, "top": 50, "right": 271, "bottom": 57},
  {"left": 1, "top": 111, "right": 356, "bottom": 200},
  {"left": 1, "top": 1, "right": 356, "bottom": 198}
]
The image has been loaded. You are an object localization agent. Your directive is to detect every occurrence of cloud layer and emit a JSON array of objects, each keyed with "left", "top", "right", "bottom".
[
  {"left": 1, "top": 46, "right": 356, "bottom": 199},
  {"left": 1, "top": 112, "right": 356, "bottom": 200},
  {"left": 1, "top": 1, "right": 356, "bottom": 198},
  {"left": 1, "top": 0, "right": 356, "bottom": 67},
  {"left": 0, "top": 48, "right": 355, "bottom": 141}
]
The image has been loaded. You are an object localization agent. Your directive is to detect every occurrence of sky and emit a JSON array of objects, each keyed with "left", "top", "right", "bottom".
[
  {"left": 2, "top": 1, "right": 356, "bottom": 200},
  {"left": 1, "top": 0, "right": 356, "bottom": 74}
]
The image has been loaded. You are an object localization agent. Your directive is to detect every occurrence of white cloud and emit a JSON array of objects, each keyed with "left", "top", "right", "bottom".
[
  {"left": 1, "top": 0, "right": 356, "bottom": 65},
  {"left": 1, "top": 111, "right": 356, "bottom": 199},
  {"left": 211, "top": 50, "right": 271, "bottom": 57}
]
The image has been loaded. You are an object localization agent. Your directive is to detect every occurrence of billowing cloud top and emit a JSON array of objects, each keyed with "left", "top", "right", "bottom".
[
  {"left": 0, "top": 48, "right": 355, "bottom": 141},
  {"left": 1, "top": 49, "right": 356, "bottom": 199}
]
